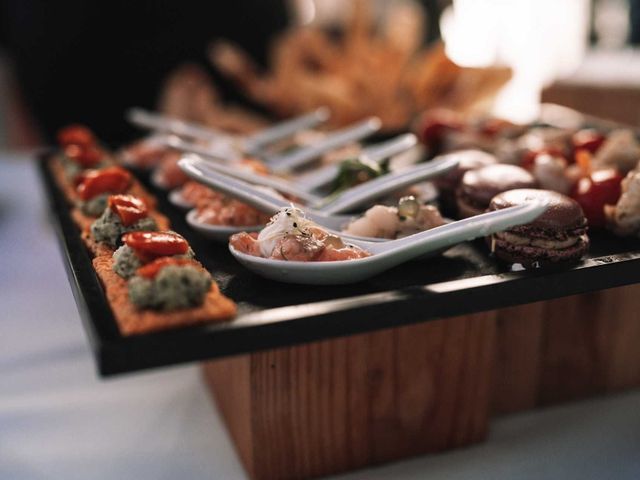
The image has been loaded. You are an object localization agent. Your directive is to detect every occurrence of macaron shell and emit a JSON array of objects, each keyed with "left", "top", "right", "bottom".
[
  {"left": 435, "top": 149, "right": 498, "bottom": 192},
  {"left": 489, "top": 189, "right": 587, "bottom": 231},
  {"left": 460, "top": 164, "right": 536, "bottom": 206}
]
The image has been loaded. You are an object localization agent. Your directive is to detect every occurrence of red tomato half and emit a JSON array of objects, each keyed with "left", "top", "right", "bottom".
[
  {"left": 123, "top": 231, "right": 189, "bottom": 257},
  {"left": 65, "top": 144, "right": 104, "bottom": 168},
  {"left": 571, "top": 169, "right": 623, "bottom": 227},
  {"left": 57, "top": 124, "right": 96, "bottom": 148},
  {"left": 77, "top": 166, "right": 132, "bottom": 200},
  {"left": 572, "top": 129, "right": 605, "bottom": 155},
  {"left": 108, "top": 194, "right": 148, "bottom": 226}
]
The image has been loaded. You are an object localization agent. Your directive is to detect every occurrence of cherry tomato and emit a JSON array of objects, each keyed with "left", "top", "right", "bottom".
[
  {"left": 108, "top": 194, "right": 148, "bottom": 226},
  {"left": 57, "top": 124, "right": 96, "bottom": 148},
  {"left": 572, "top": 129, "right": 605, "bottom": 155},
  {"left": 417, "top": 110, "right": 463, "bottom": 149},
  {"left": 136, "top": 257, "right": 200, "bottom": 279},
  {"left": 76, "top": 166, "right": 132, "bottom": 200},
  {"left": 571, "top": 169, "right": 623, "bottom": 227},
  {"left": 64, "top": 144, "right": 104, "bottom": 168},
  {"left": 123, "top": 231, "right": 189, "bottom": 258}
]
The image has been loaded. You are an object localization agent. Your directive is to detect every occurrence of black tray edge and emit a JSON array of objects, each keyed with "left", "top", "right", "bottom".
[{"left": 38, "top": 154, "right": 640, "bottom": 377}]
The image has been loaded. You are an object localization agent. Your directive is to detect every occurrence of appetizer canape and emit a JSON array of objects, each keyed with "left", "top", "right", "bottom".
[
  {"left": 91, "top": 195, "right": 160, "bottom": 248},
  {"left": 230, "top": 207, "right": 370, "bottom": 261},
  {"left": 93, "top": 242, "right": 236, "bottom": 335},
  {"left": 74, "top": 166, "right": 156, "bottom": 217},
  {"left": 51, "top": 125, "right": 114, "bottom": 201},
  {"left": 113, "top": 231, "right": 194, "bottom": 279},
  {"left": 75, "top": 194, "right": 169, "bottom": 256},
  {"left": 487, "top": 189, "right": 589, "bottom": 268},
  {"left": 343, "top": 196, "right": 445, "bottom": 239}
]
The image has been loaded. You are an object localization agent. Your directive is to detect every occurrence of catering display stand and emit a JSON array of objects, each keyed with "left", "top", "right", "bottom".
[
  {"left": 39, "top": 122, "right": 640, "bottom": 479},
  {"left": 203, "top": 311, "right": 495, "bottom": 480},
  {"left": 200, "top": 284, "right": 640, "bottom": 480}
]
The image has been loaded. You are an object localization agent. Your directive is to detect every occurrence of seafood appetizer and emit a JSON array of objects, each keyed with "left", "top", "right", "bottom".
[
  {"left": 343, "top": 196, "right": 445, "bottom": 239},
  {"left": 230, "top": 207, "right": 370, "bottom": 262},
  {"left": 119, "top": 134, "right": 173, "bottom": 169}
]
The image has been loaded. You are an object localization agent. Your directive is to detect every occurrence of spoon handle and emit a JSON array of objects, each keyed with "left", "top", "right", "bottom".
[
  {"left": 295, "top": 133, "right": 418, "bottom": 192},
  {"left": 192, "top": 157, "right": 322, "bottom": 204},
  {"left": 321, "top": 156, "right": 459, "bottom": 214},
  {"left": 368, "top": 203, "right": 548, "bottom": 260},
  {"left": 164, "top": 136, "right": 238, "bottom": 162},
  {"left": 242, "top": 108, "right": 330, "bottom": 154},
  {"left": 364, "top": 133, "right": 417, "bottom": 163},
  {"left": 178, "top": 157, "right": 288, "bottom": 215},
  {"left": 127, "top": 108, "right": 230, "bottom": 142},
  {"left": 267, "top": 117, "right": 381, "bottom": 173}
]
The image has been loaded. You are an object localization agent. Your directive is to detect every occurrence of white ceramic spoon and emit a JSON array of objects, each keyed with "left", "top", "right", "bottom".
[
  {"left": 167, "top": 116, "right": 382, "bottom": 171},
  {"left": 294, "top": 133, "right": 418, "bottom": 192},
  {"left": 266, "top": 117, "right": 381, "bottom": 173},
  {"left": 228, "top": 202, "right": 548, "bottom": 285},
  {"left": 127, "top": 107, "right": 330, "bottom": 153},
  {"left": 169, "top": 133, "right": 418, "bottom": 207},
  {"left": 180, "top": 155, "right": 457, "bottom": 215},
  {"left": 179, "top": 154, "right": 457, "bottom": 242},
  {"left": 168, "top": 189, "right": 193, "bottom": 209}
]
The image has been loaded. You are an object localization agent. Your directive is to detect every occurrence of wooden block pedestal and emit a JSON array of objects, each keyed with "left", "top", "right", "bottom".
[{"left": 202, "top": 284, "right": 640, "bottom": 480}]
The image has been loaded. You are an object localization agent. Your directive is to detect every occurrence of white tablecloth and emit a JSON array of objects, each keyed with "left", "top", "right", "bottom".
[{"left": 1, "top": 153, "right": 640, "bottom": 480}]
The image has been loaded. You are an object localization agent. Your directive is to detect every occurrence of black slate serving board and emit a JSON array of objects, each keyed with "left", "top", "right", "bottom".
[{"left": 39, "top": 149, "right": 640, "bottom": 377}]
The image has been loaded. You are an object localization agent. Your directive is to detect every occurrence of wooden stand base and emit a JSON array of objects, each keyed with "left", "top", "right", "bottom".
[{"left": 202, "top": 284, "right": 640, "bottom": 480}]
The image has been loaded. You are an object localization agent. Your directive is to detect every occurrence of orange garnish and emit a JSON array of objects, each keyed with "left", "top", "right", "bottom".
[{"left": 136, "top": 257, "right": 200, "bottom": 279}]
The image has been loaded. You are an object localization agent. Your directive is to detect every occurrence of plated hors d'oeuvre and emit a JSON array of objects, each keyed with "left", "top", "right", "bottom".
[
  {"left": 73, "top": 194, "right": 170, "bottom": 256},
  {"left": 51, "top": 125, "right": 114, "bottom": 202},
  {"left": 119, "top": 134, "right": 173, "bottom": 170},
  {"left": 93, "top": 233, "right": 236, "bottom": 335},
  {"left": 113, "top": 231, "right": 194, "bottom": 279},
  {"left": 230, "top": 207, "right": 370, "bottom": 261},
  {"left": 74, "top": 166, "right": 157, "bottom": 217},
  {"left": 194, "top": 198, "right": 272, "bottom": 228},
  {"left": 343, "top": 196, "right": 445, "bottom": 239}
]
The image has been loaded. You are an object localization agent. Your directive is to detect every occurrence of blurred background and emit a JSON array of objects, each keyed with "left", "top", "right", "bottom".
[{"left": 1, "top": 0, "right": 640, "bottom": 149}]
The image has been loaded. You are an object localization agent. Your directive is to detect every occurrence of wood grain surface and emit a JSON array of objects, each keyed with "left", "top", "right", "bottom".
[{"left": 203, "top": 311, "right": 496, "bottom": 480}]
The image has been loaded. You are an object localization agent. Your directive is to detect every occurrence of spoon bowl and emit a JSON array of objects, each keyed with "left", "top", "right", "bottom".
[
  {"left": 186, "top": 209, "right": 262, "bottom": 241},
  {"left": 168, "top": 189, "right": 193, "bottom": 210}
]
